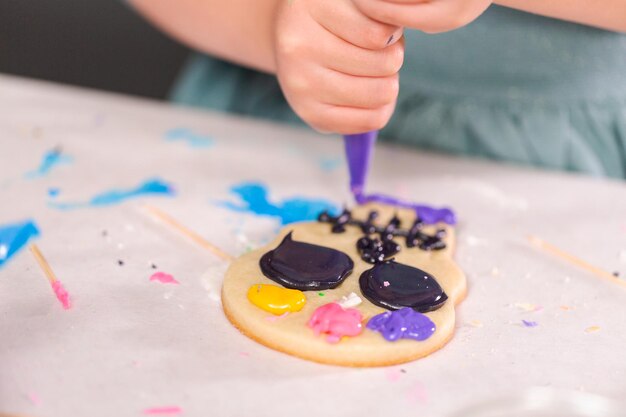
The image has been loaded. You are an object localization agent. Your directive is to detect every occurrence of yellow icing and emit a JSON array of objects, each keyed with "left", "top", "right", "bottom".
[{"left": 247, "top": 284, "right": 306, "bottom": 315}]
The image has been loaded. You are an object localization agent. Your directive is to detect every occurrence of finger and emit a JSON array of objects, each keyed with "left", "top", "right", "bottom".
[
  {"left": 314, "top": 68, "right": 400, "bottom": 109},
  {"left": 309, "top": 0, "right": 403, "bottom": 50},
  {"left": 315, "top": 32, "right": 405, "bottom": 77},
  {"left": 352, "top": 0, "right": 461, "bottom": 32},
  {"left": 303, "top": 102, "right": 397, "bottom": 134}
]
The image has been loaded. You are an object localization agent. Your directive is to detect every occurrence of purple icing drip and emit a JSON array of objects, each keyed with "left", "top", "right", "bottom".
[
  {"left": 366, "top": 307, "right": 436, "bottom": 342},
  {"left": 343, "top": 132, "right": 456, "bottom": 225}
]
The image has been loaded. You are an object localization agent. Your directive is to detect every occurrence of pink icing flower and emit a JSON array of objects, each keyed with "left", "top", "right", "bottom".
[{"left": 307, "top": 302, "right": 363, "bottom": 343}]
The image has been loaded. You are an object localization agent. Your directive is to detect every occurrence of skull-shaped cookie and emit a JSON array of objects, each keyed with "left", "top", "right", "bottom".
[{"left": 221, "top": 203, "right": 466, "bottom": 367}]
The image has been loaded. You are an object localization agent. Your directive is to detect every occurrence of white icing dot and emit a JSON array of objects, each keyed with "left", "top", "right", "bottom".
[
  {"left": 337, "top": 292, "right": 362, "bottom": 308},
  {"left": 0, "top": 245, "right": 7, "bottom": 260}
]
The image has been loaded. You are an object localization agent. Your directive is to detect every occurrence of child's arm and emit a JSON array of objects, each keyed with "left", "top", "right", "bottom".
[
  {"left": 131, "top": 0, "right": 404, "bottom": 134},
  {"left": 353, "top": 0, "right": 626, "bottom": 33},
  {"left": 130, "top": 0, "right": 280, "bottom": 73},
  {"left": 494, "top": 0, "right": 626, "bottom": 33}
]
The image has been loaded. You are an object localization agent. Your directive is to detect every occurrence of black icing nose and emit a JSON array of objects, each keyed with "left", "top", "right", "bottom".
[
  {"left": 359, "top": 260, "right": 448, "bottom": 312},
  {"left": 259, "top": 232, "right": 354, "bottom": 291}
]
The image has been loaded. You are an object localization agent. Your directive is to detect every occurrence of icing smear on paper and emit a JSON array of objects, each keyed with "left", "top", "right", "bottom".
[
  {"left": 143, "top": 406, "right": 183, "bottom": 415},
  {"left": 165, "top": 127, "right": 214, "bottom": 148},
  {"left": 49, "top": 178, "right": 174, "bottom": 210},
  {"left": 25, "top": 148, "right": 72, "bottom": 178},
  {"left": 150, "top": 272, "right": 179, "bottom": 285},
  {"left": 0, "top": 220, "right": 40, "bottom": 268},
  {"left": 219, "top": 182, "right": 337, "bottom": 225}
]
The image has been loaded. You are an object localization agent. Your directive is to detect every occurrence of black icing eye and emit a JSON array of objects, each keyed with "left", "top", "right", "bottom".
[
  {"left": 359, "top": 260, "right": 448, "bottom": 312},
  {"left": 259, "top": 232, "right": 354, "bottom": 291}
]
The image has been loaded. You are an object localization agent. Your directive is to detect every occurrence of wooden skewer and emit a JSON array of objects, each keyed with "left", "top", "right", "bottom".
[
  {"left": 29, "top": 243, "right": 58, "bottom": 285},
  {"left": 527, "top": 235, "right": 625, "bottom": 289},
  {"left": 30, "top": 243, "right": 72, "bottom": 309},
  {"left": 143, "top": 205, "right": 234, "bottom": 262}
]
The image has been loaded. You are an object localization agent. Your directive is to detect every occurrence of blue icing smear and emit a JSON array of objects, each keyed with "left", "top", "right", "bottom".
[
  {"left": 165, "top": 127, "right": 214, "bottom": 148},
  {"left": 318, "top": 156, "right": 343, "bottom": 172},
  {"left": 220, "top": 182, "right": 338, "bottom": 225},
  {"left": 25, "top": 148, "right": 73, "bottom": 178},
  {"left": 0, "top": 220, "right": 40, "bottom": 268},
  {"left": 49, "top": 178, "right": 174, "bottom": 210}
]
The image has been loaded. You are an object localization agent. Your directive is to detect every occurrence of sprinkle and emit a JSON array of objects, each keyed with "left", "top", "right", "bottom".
[
  {"left": 491, "top": 267, "right": 500, "bottom": 277},
  {"left": 383, "top": 281, "right": 390, "bottom": 287},
  {"left": 151, "top": 263, "right": 157, "bottom": 269},
  {"left": 559, "top": 305, "right": 573, "bottom": 311},
  {"left": 585, "top": 326, "right": 601, "bottom": 333},
  {"left": 465, "top": 235, "right": 487, "bottom": 247},
  {"left": 48, "top": 188, "right": 60, "bottom": 198},
  {"left": 513, "top": 303, "right": 543, "bottom": 313},
  {"left": 337, "top": 292, "right": 362, "bottom": 308},
  {"left": 385, "top": 368, "right": 403, "bottom": 382},
  {"left": 150, "top": 272, "right": 179, "bottom": 285},
  {"left": 407, "top": 382, "right": 429, "bottom": 404},
  {"left": 143, "top": 406, "right": 183, "bottom": 415},
  {"left": 27, "top": 392, "right": 41, "bottom": 405},
  {"left": 468, "top": 320, "right": 483, "bottom": 328},
  {"left": 318, "top": 292, "right": 325, "bottom": 297},
  {"left": 118, "top": 260, "right": 124, "bottom": 266},
  {"left": 522, "top": 320, "right": 538, "bottom": 328}
]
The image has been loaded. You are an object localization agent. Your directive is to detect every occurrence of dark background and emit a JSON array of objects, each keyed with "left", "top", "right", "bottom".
[{"left": 0, "top": 0, "right": 190, "bottom": 99}]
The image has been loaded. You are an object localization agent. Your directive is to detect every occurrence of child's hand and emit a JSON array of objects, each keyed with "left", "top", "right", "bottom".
[
  {"left": 273, "top": 0, "right": 404, "bottom": 134},
  {"left": 352, "top": 0, "right": 492, "bottom": 33}
]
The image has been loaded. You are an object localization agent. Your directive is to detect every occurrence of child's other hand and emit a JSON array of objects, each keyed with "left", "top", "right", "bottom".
[
  {"left": 273, "top": 0, "right": 404, "bottom": 134},
  {"left": 352, "top": 0, "right": 492, "bottom": 33}
]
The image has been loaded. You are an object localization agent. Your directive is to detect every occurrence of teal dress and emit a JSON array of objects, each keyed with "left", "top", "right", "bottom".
[{"left": 170, "top": 6, "right": 626, "bottom": 178}]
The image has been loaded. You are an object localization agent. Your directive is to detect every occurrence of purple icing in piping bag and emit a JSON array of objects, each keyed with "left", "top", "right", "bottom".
[{"left": 343, "top": 132, "right": 456, "bottom": 225}]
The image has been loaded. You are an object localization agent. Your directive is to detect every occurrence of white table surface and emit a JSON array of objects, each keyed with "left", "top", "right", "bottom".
[{"left": 1, "top": 74, "right": 625, "bottom": 417}]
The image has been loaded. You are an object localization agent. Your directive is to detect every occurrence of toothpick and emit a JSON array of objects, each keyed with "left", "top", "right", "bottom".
[
  {"left": 29, "top": 243, "right": 57, "bottom": 285},
  {"left": 143, "top": 205, "right": 234, "bottom": 262},
  {"left": 527, "top": 235, "right": 625, "bottom": 289}
]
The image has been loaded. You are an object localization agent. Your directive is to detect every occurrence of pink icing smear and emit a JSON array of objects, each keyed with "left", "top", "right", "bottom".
[
  {"left": 143, "top": 406, "right": 183, "bottom": 415},
  {"left": 307, "top": 302, "right": 363, "bottom": 343},
  {"left": 149, "top": 272, "right": 179, "bottom": 285},
  {"left": 51, "top": 280, "right": 71, "bottom": 310}
]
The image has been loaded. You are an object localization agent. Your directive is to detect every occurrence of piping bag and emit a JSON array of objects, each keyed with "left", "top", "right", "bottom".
[{"left": 343, "top": 131, "right": 456, "bottom": 225}]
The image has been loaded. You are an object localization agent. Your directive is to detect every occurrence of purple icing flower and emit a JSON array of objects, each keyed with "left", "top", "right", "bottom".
[{"left": 366, "top": 307, "right": 436, "bottom": 342}]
